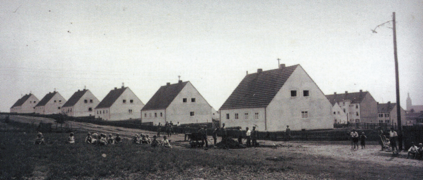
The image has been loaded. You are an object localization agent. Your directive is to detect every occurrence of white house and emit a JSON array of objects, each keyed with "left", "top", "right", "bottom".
[
  {"left": 10, "top": 93, "right": 39, "bottom": 113},
  {"left": 95, "top": 86, "right": 144, "bottom": 121},
  {"left": 141, "top": 81, "right": 213, "bottom": 125},
  {"left": 61, "top": 89, "right": 100, "bottom": 117},
  {"left": 330, "top": 102, "right": 348, "bottom": 124},
  {"left": 220, "top": 64, "right": 333, "bottom": 131},
  {"left": 34, "top": 91, "right": 66, "bottom": 115}
]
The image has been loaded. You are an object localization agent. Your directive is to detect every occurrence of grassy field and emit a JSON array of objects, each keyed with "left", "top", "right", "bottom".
[{"left": 1, "top": 118, "right": 423, "bottom": 179}]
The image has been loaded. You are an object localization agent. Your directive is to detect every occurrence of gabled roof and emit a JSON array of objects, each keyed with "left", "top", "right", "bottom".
[
  {"left": 11, "top": 94, "right": 33, "bottom": 108},
  {"left": 377, "top": 102, "right": 396, "bottom": 113},
  {"left": 325, "top": 91, "right": 369, "bottom": 105},
  {"left": 62, "top": 89, "right": 88, "bottom": 107},
  {"left": 220, "top": 65, "right": 299, "bottom": 110},
  {"left": 95, "top": 87, "right": 127, "bottom": 109},
  {"left": 35, "top": 92, "right": 58, "bottom": 107},
  {"left": 142, "top": 81, "right": 188, "bottom": 110}
]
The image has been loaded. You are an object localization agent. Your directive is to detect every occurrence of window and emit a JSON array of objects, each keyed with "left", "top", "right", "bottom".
[
  {"left": 106, "top": 110, "right": 108, "bottom": 113},
  {"left": 160, "top": 112, "right": 163, "bottom": 117},
  {"left": 130, "top": 99, "right": 133, "bottom": 103},
  {"left": 144, "top": 113, "right": 147, "bottom": 117},
  {"left": 379, "top": 114, "right": 383, "bottom": 117},
  {"left": 333, "top": 112, "right": 336, "bottom": 115},
  {"left": 303, "top": 90, "right": 309, "bottom": 97},
  {"left": 379, "top": 120, "right": 383, "bottom": 123},
  {"left": 155, "top": 113, "right": 157, "bottom": 117},
  {"left": 343, "top": 109, "right": 346, "bottom": 113},
  {"left": 84, "top": 99, "right": 88, "bottom": 103},
  {"left": 226, "top": 113, "right": 230, "bottom": 119},
  {"left": 70, "top": 108, "right": 72, "bottom": 112},
  {"left": 190, "top": 112, "right": 195, "bottom": 116},
  {"left": 103, "top": 110, "right": 105, "bottom": 114},
  {"left": 235, "top": 113, "right": 239, "bottom": 119},
  {"left": 58, "top": 107, "right": 61, "bottom": 109},
  {"left": 255, "top": 113, "right": 259, "bottom": 119},
  {"left": 191, "top": 98, "right": 196, "bottom": 102},
  {"left": 385, "top": 120, "right": 390, "bottom": 123},
  {"left": 356, "top": 112, "right": 359, "bottom": 116},
  {"left": 88, "top": 107, "right": 92, "bottom": 112},
  {"left": 245, "top": 113, "right": 249, "bottom": 119},
  {"left": 123, "top": 99, "right": 126, "bottom": 103},
  {"left": 59, "top": 100, "right": 61, "bottom": 103},
  {"left": 34, "top": 101, "right": 36, "bottom": 103},
  {"left": 356, "top": 105, "right": 358, "bottom": 109},
  {"left": 129, "top": 109, "right": 133, "bottom": 113},
  {"left": 385, "top": 114, "right": 389, "bottom": 117},
  {"left": 291, "top": 90, "right": 297, "bottom": 97},
  {"left": 54, "top": 100, "right": 56, "bottom": 103},
  {"left": 99, "top": 111, "right": 102, "bottom": 114},
  {"left": 183, "top": 98, "right": 187, "bottom": 103},
  {"left": 90, "top": 99, "right": 93, "bottom": 103},
  {"left": 301, "top": 111, "right": 308, "bottom": 118}
]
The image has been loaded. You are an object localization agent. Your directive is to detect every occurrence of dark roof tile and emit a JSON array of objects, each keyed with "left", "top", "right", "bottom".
[
  {"left": 326, "top": 91, "right": 368, "bottom": 105},
  {"left": 142, "top": 81, "right": 188, "bottom": 110},
  {"left": 62, "top": 89, "right": 88, "bottom": 107},
  {"left": 96, "top": 87, "right": 127, "bottom": 108},
  {"left": 377, "top": 103, "right": 396, "bottom": 113},
  {"left": 11, "top": 94, "right": 32, "bottom": 108},
  {"left": 35, "top": 92, "right": 57, "bottom": 107}
]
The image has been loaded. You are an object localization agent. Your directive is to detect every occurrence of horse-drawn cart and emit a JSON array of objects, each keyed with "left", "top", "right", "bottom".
[{"left": 187, "top": 132, "right": 204, "bottom": 148}]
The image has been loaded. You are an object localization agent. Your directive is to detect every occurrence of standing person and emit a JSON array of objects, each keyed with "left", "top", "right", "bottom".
[
  {"left": 360, "top": 132, "right": 367, "bottom": 149},
  {"left": 166, "top": 123, "right": 172, "bottom": 137},
  {"left": 389, "top": 128, "right": 398, "bottom": 154},
  {"left": 246, "top": 127, "right": 251, "bottom": 147},
  {"left": 285, "top": 125, "right": 291, "bottom": 141},
  {"left": 252, "top": 126, "right": 258, "bottom": 147},
  {"left": 237, "top": 128, "right": 243, "bottom": 144},
  {"left": 68, "top": 132, "right": 75, "bottom": 144},
  {"left": 202, "top": 126, "right": 208, "bottom": 148},
  {"left": 212, "top": 127, "right": 218, "bottom": 146},
  {"left": 378, "top": 127, "right": 384, "bottom": 151},
  {"left": 220, "top": 123, "right": 227, "bottom": 143},
  {"left": 350, "top": 129, "right": 358, "bottom": 149},
  {"left": 157, "top": 123, "right": 161, "bottom": 137}
]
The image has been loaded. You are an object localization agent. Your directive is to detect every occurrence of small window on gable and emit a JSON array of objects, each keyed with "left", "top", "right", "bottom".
[
  {"left": 356, "top": 105, "right": 358, "bottom": 109},
  {"left": 183, "top": 98, "right": 187, "bottom": 103},
  {"left": 333, "top": 112, "right": 336, "bottom": 115},
  {"left": 84, "top": 99, "right": 88, "bottom": 103},
  {"left": 190, "top": 112, "right": 194, "bottom": 116},
  {"left": 59, "top": 100, "right": 61, "bottom": 103},
  {"left": 123, "top": 99, "right": 126, "bottom": 103},
  {"left": 191, "top": 98, "right": 196, "bottom": 102},
  {"left": 356, "top": 112, "right": 359, "bottom": 116},
  {"left": 34, "top": 101, "right": 36, "bottom": 103},
  {"left": 303, "top": 90, "right": 309, "bottom": 97},
  {"left": 130, "top": 99, "right": 133, "bottom": 103},
  {"left": 291, "top": 90, "right": 297, "bottom": 97},
  {"left": 88, "top": 107, "right": 92, "bottom": 112},
  {"left": 90, "top": 99, "right": 93, "bottom": 103},
  {"left": 58, "top": 107, "right": 61, "bottom": 109},
  {"left": 54, "top": 100, "right": 57, "bottom": 103}
]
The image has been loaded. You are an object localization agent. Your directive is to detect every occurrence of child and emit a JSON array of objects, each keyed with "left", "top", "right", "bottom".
[
  {"left": 115, "top": 133, "right": 121, "bottom": 143},
  {"left": 161, "top": 136, "right": 172, "bottom": 148},
  {"left": 108, "top": 134, "right": 114, "bottom": 145},
  {"left": 145, "top": 135, "right": 151, "bottom": 144},
  {"left": 68, "top": 132, "right": 75, "bottom": 144},
  {"left": 99, "top": 133, "right": 108, "bottom": 145},
  {"left": 35, "top": 132, "right": 45, "bottom": 145},
  {"left": 360, "top": 132, "right": 367, "bottom": 149},
  {"left": 132, "top": 134, "right": 140, "bottom": 144},
  {"left": 151, "top": 135, "right": 159, "bottom": 147},
  {"left": 85, "top": 132, "right": 93, "bottom": 144},
  {"left": 91, "top": 133, "right": 98, "bottom": 144},
  {"left": 407, "top": 142, "right": 418, "bottom": 159}
]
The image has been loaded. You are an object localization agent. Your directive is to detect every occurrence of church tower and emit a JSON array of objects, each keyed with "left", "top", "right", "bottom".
[{"left": 406, "top": 92, "right": 412, "bottom": 111}]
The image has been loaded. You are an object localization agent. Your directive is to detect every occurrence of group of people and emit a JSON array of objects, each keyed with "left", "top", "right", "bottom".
[
  {"left": 157, "top": 122, "right": 179, "bottom": 137},
  {"left": 350, "top": 129, "right": 367, "bottom": 150},
  {"left": 85, "top": 132, "right": 121, "bottom": 145},
  {"left": 132, "top": 133, "right": 172, "bottom": 148},
  {"left": 407, "top": 142, "right": 423, "bottom": 159},
  {"left": 35, "top": 131, "right": 79, "bottom": 144}
]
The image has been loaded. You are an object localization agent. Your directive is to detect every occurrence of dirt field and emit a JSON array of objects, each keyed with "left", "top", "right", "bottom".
[{"left": 1, "top": 115, "right": 422, "bottom": 179}]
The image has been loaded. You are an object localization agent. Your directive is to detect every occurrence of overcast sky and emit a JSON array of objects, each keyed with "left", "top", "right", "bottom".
[{"left": 1, "top": 0, "right": 422, "bottom": 112}]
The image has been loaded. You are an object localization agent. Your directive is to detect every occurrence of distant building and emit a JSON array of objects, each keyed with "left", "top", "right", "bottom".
[
  {"left": 141, "top": 81, "right": 213, "bottom": 125},
  {"left": 61, "top": 89, "right": 100, "bottom": 117},
  {"left": 211, "top": 108, "right": 220, "bottom": 120},
  {"left": 220, "top": 64, "right": 333, "bottom": 131},
  {"left": 406, "top": 93, "right": 423, "bottom": 113},
  {"left": 95, "top": 86, "right": 144, "bottom": 121},
  {"left": 405, "top": 111, "right": 423, "bottom": 126},
  {"left": 10, "top": 93, "right": 39, "bottom": 113},
  {"left": 329, "top": 102, "right": 348, "bottom": 124},
  {"left": 34, "top": 91, "right": 66, "bottom": 115},
  {"left": 377, "top": 102, "right": 407, "bottom": 126},
  {"left": 326, "top": 90, "right": 378, "bottom": 124}
]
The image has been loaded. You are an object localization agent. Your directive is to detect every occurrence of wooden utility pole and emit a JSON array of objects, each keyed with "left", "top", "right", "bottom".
[{"left": 393, "top": 12, "right": 403, "bottom": 151}]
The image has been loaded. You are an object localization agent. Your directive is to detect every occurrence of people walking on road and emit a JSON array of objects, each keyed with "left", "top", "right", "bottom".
[
  {"left": 389, "top": 128, "right": 398, "bottom": 154},
  {"left": 157, "top": 124, "right": 162, "bottom": 137},
  {"left": 199, "top": 126, "right": 208, "bottom": 148},
  {"left": 246, "top": 127, "right": 251, "bottom": 147},
  {"left": 360, "top": 132, "right": 367, "bottom": 149},
  {"left": 220, "top": 123, "right": 227, "bottom": 143},
  {"left": 350, "top": 129, "right": 359, "bottom": 150},
  {"left": 252, "top": 126, "right": 258, "bottom": 147},
  {"left": 378, "top": 128, "right": 384, "bottom": 151}
]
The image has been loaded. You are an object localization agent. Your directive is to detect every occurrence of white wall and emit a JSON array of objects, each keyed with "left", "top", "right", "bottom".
[
  {"left": 220, "top": 108, "right": 266, "bottom": 130},
  {"left": 108, "top": 88, "right": 144, "bottom": 121},
  {"left": 332, "top": 102, "right": 348, "bottom": 124},
  {"left": 266, "top": 66, "right": 333, "bottom": 131},
  {"left": 35, "top": 93, "right": 66, "bottom": 114},
  {"left": 141, "top": 109, "right": 166, "bottom": 125},
  {"left": 65, "top": 90, "right": 99, "bottom": 117},
  {"left": 10, "top": 94, "right": 39, "bottom": 113},
  {"left": 165, "top": 82, "right": 212, "bottom": 125}
]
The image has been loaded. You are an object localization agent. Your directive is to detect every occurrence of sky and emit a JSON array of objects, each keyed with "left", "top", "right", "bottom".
[{"left": 1, "top": 0, "right": 422, "bottom": 112}]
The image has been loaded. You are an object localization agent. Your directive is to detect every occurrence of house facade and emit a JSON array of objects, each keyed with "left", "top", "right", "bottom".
[
  {"left": 62, "top": 89, "right": 100, "bottom": 117},
  {"left": 141, "top": 81, "right": 213, "bottom": 125},
  {"left": 406, "top": 93, "right": 423, "bottom": 113},
  {"left": 330, "top": 102, "right": 348, "bottom": 124},
  {"left": 377, "top": 102, "right": 407, "bottom": 126},
  {"left": 34, "top": 91, "right": 66, "bottom": 114},
  {"left": 326, "top": 90, "right": 378, "bottom": 124},
  {"left": 95, "top": 86, "right": 144, "bottom": 121},
  {"left": 220, "top": 64, "right": 333, "bottom": 131},
  {"left": 10, "top": 93, "right": 39, "bottom": 113}
]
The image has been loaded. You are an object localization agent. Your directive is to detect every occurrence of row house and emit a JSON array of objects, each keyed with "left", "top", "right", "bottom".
[
  {"left": 95, "top": 85, "right": 144, "bottom": 121},
  {"left": 34, "top": 91, "right": 67, "bottom": 115},
  {"left": 377, "top": 101, "right": 407, "bottom": 126},
  {"left": 141, "top": 81, "right": 213, "bottom": 125},
  {"left": 326, "top": 90, "right": 378, "bottom": 123},
  {"left": 62, "top": 89, "right": 100, "bottom": 117},
  {"left": 10, "top": 93, "right": 39, "bottom": 114},
  {"left": 220, "top": 64, "right": 333, "bottom": 131}
]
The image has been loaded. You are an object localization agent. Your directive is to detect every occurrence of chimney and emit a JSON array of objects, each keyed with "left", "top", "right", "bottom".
[
  {"left": 334, "top": 92, "right": 337, "bottom": 95},
  {"left": 377, "top": 102, "right": 379, "bottom": 105},
  {"left": 359, "top": 89, "right": 363, "bottom": 93},
  {"left": 178, "top": 80, "right": 182, "bottom": 83},
  {"left": 166, "top": 82, "right": 170, "bottom": 86},
  {"left": 54, "top": 88, "right": 56, "bottom": 92},
  {"left": 122, "top": 82, "right": 124, "bottom": 88},
  {"left": 345, "top": 91, "right": 348, "bottom": 94},
  {"left": 114, "top": 87, "right": 117, "bottom": 90},
  {"left": 279, "top": 64, "right": 286, "bottom": 69},
  {"left": 257, "top": 68, "right": 263, "bottom": 73},
  {"left": 246, "top": 71, "right": 248, "bottom": 75}
]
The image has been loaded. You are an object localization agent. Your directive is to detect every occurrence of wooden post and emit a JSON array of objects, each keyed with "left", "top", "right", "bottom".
[{"left": 393, "top": 12, "right": 403, "bottom": 151}]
